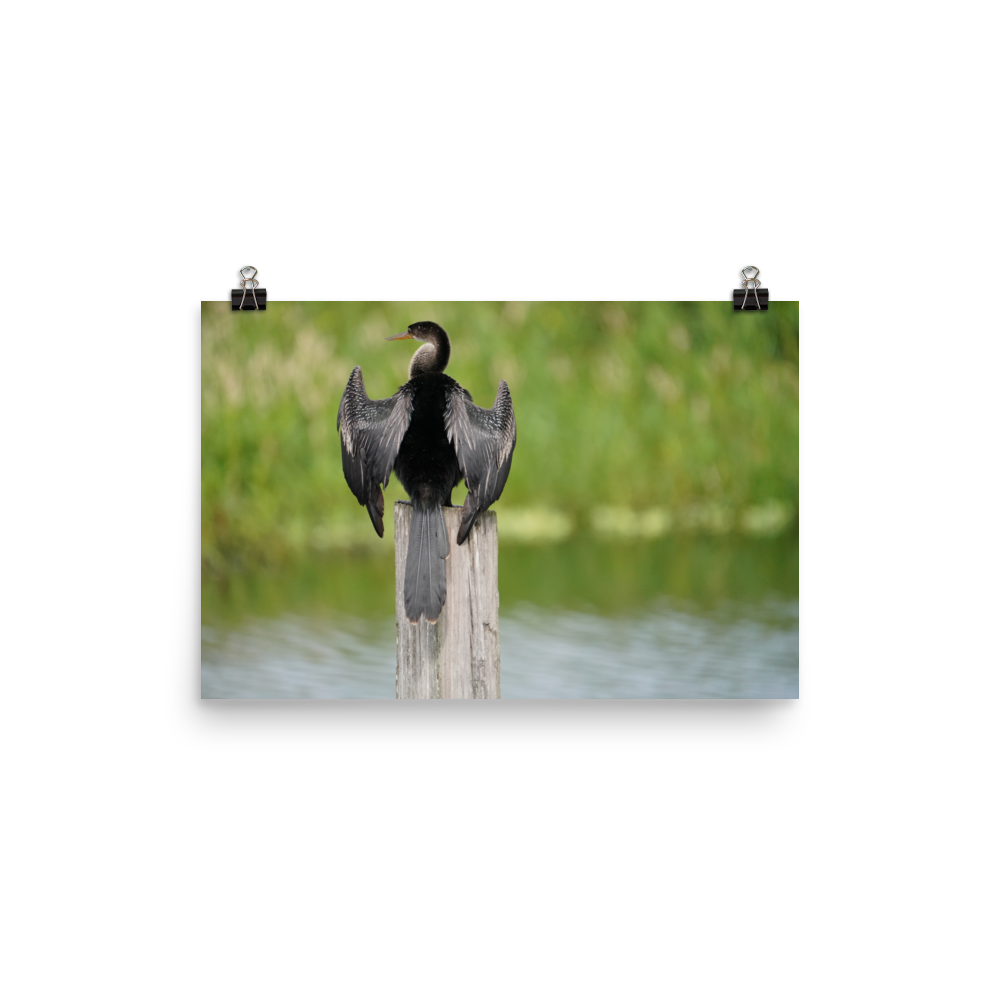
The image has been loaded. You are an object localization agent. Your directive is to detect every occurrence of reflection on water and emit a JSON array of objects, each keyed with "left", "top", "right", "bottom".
[
  {"left": 202, "top": 534, "right": 798, "bottom": 699},
  {"left": 202, "top": 601, "right": 797, "bottom": 699},
  {"left": 203, "top": 614, "right": 396, "bottom": 699},
  {"left": 502, "top": 600, "right": 796, "bottom": 698}
]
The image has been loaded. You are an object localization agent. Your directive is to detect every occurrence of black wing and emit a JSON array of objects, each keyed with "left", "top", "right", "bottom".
[
  {"left": 445, "top": 379, "right": 516, "bottom": 544},
  {"left": 337, "top": 366, "right": 413, "bottom": 537}
]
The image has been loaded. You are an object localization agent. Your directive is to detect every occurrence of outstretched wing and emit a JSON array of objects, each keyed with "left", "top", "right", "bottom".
[
  {"left": 337, "top": 366, "right": 413, "bottom": 537},
  {"left": 445, "top": 380, "right": 516, "bottom": 544}
]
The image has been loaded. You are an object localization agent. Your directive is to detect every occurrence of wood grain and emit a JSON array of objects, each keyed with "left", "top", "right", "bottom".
[{"left": 394, "top": 503, "right": 500, "bottom": 699}]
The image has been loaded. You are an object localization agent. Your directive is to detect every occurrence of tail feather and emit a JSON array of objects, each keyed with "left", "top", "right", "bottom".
[
  {"left": 404, "top": 502, "right": 449, "bottom": 623},
  {"left": 436, "top": 506, "right": 450, "bottom": 559}
]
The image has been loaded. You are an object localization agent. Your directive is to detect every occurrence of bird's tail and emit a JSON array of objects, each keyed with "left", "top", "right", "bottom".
[{"left": 404, "top": 500, "right": 450, "bottom": 623}]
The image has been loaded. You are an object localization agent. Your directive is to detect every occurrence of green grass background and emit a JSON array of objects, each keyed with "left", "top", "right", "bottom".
[{"left": 202, "top": 301, "right": 798, "bottom": 575}]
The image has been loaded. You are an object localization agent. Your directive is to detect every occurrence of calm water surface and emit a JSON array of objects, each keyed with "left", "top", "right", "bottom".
[{"left": 202, "top": 535, "right": 798, "bottom": 699}]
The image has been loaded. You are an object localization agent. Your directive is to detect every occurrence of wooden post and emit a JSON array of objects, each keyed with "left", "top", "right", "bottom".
[{"left": 394, "top": 502, "right": 501, "bottom": 699}]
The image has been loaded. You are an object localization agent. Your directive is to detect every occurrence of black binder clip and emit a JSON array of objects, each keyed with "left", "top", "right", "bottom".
[
  {"left": 733, "top": 266, "right": 768, "bottom": 310},
  {"left": 231, "top": 266, "right": 267, "bottom": 310}
]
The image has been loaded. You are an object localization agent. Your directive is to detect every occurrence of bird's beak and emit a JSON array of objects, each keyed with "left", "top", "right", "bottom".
[{"left": 385, "top": 331, "right": 414, "bottom": 341}]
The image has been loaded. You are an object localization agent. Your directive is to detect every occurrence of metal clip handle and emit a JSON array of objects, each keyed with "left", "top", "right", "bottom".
[
  {"left": 740, "top": 266, "right": 761, "bottom": 311},
  {"left": 238, "top": 266, "right": 260, "bottom": 310}
]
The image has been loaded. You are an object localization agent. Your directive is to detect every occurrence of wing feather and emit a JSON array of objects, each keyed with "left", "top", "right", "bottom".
[
  {"left": 337, "top": 366, "right": 413, "bottom": 536},
  {"left": 445, "top": 380, "right": 516, "bottom": 541}
]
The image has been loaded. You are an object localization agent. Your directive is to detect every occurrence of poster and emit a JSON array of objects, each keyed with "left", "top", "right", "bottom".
[{"left": 202, "top": 301, "right": 798, "bottom": 698}]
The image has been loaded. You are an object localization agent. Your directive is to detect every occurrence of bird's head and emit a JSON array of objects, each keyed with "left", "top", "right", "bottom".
[
  {"left": 386, "top": 321, "right": 450, "bottom": 376},
  {"left": 385, "top": 321, "right": 447, "bottom": 344}
]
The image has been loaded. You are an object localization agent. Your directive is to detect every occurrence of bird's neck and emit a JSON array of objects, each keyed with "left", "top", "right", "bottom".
[{"left": 408, "top": 331, "right": 450, "bottom": 377}]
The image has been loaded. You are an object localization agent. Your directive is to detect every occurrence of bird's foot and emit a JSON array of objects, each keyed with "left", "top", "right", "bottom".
[{"left": 396, "top": 500, "right": 413, "bottom": 506}]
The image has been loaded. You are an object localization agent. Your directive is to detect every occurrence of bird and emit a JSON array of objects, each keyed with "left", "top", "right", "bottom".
[{"left": 337, "top": 321, "right": 516, "bottom": 624}]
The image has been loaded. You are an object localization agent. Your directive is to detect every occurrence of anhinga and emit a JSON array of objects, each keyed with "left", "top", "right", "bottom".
[{"left": 337, "top": 321, "right": 517, "bottom": 624}]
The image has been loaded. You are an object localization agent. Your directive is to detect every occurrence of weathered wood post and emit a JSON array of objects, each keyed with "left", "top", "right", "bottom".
[{"left": 394, "top": 502, "right": 501, "bottom": 699}]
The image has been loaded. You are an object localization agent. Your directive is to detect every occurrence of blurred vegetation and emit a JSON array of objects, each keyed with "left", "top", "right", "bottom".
[
  {"left": 202, "top": 534, "right": 799, "bottom": 626},
  {"left": 202, "top": 301, "right": 798, "bottom": 575}
]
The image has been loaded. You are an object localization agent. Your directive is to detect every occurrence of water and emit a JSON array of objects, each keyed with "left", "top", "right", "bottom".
[
  {"left": 202, "top": 614, "right": 397, "bottom": 699},
  {"left": 201, "top": 535, "right": 798, "bottom": 699},
  {"left": 500, "top": 600, "right": 796, "bottom": 698}
]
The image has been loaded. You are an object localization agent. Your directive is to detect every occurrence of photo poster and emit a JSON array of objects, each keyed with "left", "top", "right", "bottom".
[{"left": 201, "top": 301, "right": 799, "bottom": 699}]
